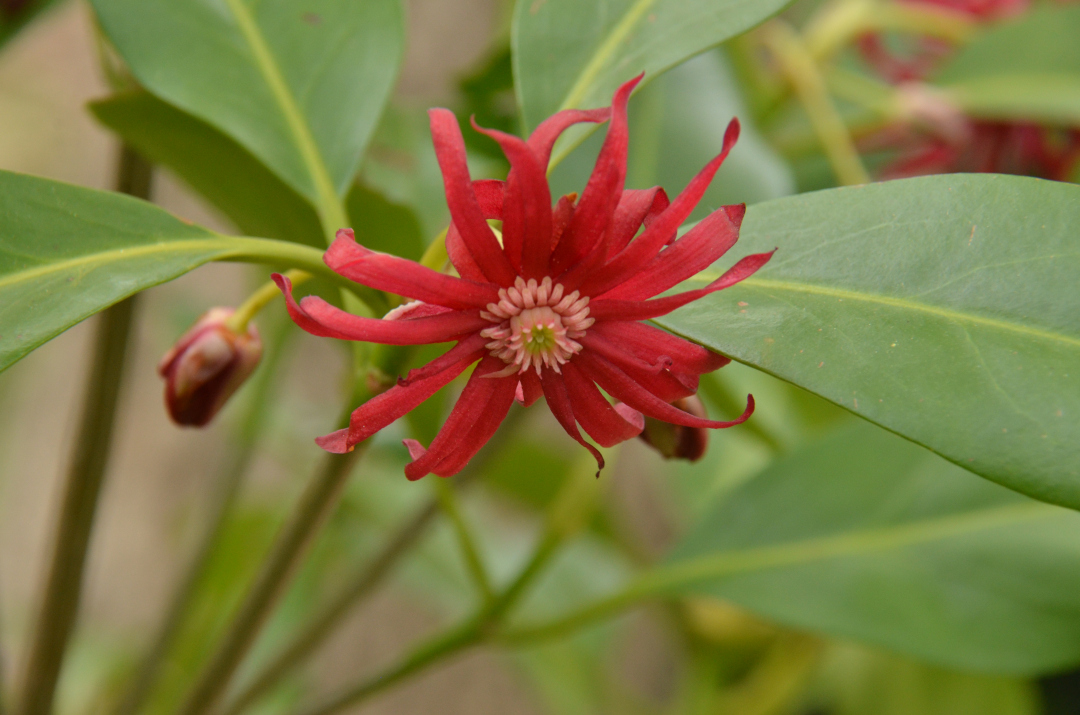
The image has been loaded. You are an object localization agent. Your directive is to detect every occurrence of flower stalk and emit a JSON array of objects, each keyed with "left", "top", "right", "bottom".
[
  {"left": 432, "top": 479, "right": 494, "bottom": 603},
  {"left": 14, "top": 146, "right": 149, "bottom": 715}
]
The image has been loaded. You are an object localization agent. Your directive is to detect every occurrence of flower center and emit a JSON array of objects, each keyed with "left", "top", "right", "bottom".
[{"left": 480, "top": 276, "right": 594, "bottom": 376}]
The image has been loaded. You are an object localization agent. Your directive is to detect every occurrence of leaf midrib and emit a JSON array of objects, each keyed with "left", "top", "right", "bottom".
[
  {"left": 220, "top": 0, "right": 341, "bottom": 222},
  {"left": 686, "top": 274, "right": 1080, "bottom": 350}
]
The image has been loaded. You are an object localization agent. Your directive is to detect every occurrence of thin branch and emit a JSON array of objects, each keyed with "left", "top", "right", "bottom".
[
  {"left": 113, "top": 318, "right": 293, "bottom": 715},
  {"left": 432, "top": 479, "right": 494, "bottom": 604},
  {"left": 176, "top": 438, "right": 365, "bottom": 715},
  {"left": 13, "top": 146, "right": 150, "bottom": 715}
]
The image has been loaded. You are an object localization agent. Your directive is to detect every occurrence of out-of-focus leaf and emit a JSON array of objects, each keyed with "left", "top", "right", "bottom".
[
  {"left": 946, "top": 75, "right": 1080, "bottom": 126},
  {"left": 513, "top": 0, "right": 795, "bottom": 165},
  {"left": 91, "top": 0, "right": 404, "bottom": 203},
  {"left": 458, "top": 45, "right": 518, "bottom": 164},
  {"left": 668, "top": 421, "right": 1080, "bottom": 674},
  {"left": 90, "top": 91, "right": 324, "bottom": 247},
  {"left": 627, "top": 49, "right": 794, "bottom": 214},
  {"left": 658, "top": 174, "right": 1080, "bottom": 509},
  {"left": 812, "top": 644, "right": 1039, "bottom": 715},
  {"left": 934, "top": 5, "right": 1080, "bottom": 84},
  {"left": 345, "top": 182, "right": 423, "bottom": 261},
  {"left": 0, "top": 0, "right": 64, "bottom": 50},
  {"left": 0, "top": 170, "right": 340, "bottom": 373}
]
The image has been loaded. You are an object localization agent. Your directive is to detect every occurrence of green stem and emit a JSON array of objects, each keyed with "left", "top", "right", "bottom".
[
  {"left": 432, "top": 480, "right": 494, "bottom": 604},
  {"left": 760, "top": 20, "right": 870, "bottom": 186},
  {"left": 219, "top": 411, "right": 528, "bottom": 715},
  {"left": 802, "top": 0, "right": 974, "bottom": 61},
  {"left": 697, "top": 374, "right": 784, "bottom": 454},
  {"left": 14, "top": 146, "right": 149, "bottom": 715},
  {"left": 176, "top": 434, "right": 365, "bottom": 715},
  {"left": 226, "top": 270, "right": 310, "bottom": 333},
  {"left": 112, "top": 318, "right": 292, "bottom": 715}
]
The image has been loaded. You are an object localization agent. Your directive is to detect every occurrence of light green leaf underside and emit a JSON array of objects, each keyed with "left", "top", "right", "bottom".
[
  {"left": 0, "top": 170, "right": 332, "bottom": 374},
  {"left": 668, "top": 421, "right": 1080, "bottom": 674},
  {"left": 657, "top": 174, "right": 1080, "bottom": 509},
  {"left": 512, "top": 0, "right": 794, "bottom": 143},
  {"left": 91, "top": 0, "right": 404, "bottom": 202}
]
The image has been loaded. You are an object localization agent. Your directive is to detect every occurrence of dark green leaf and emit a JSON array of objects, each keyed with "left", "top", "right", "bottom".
[
  {"left": 0, "top": 170, "right": 338, "bottom": 373},
  {"left": 657, "top": 174, "right": 1080, "bottom": 509},
  {"left": 669, "top": 421, "right": 1080, "bottom": 674},
  {"left": 512, "top": 0, "right": 794, "bottom": 158},
  {"left": 91, "top": 0, "right": 404, "bottom": 202}
]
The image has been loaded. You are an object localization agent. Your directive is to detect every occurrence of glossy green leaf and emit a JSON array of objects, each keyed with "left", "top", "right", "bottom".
[
  {"left": 668, "top": 421, "right": 1080, "bottom": 674},
  {"left": 0, "top": 170, "right": 340, "bottom": 374},
  {"left": 512, "top": 0, "right": 794, "bottom": 153},
  {"left": 91, "top": 0, "right": 404, "bottom": 203},
  {"left": 92, "top": 92, "right": 425, "bottom": 261},
  {"left": 657, "top": 174, "right": 1080, "bottom": 509}
]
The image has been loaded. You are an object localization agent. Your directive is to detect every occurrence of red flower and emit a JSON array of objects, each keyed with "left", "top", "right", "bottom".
[{"left": 275, "top": 75, "right": 773, "bottom": 480}]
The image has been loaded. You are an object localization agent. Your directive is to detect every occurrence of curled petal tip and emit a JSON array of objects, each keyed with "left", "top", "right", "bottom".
[
  {"left": 725, "top": 203, "right": 747, "bottom": 226},
  {"left": 335, "top": 227, "right": 356, "bottom": 242},
  {"left": 724, "top": 117, "right": 741, "bottom": 147},
  {"left": 315, "top": 428, "right": 352, "bottom": 454}
]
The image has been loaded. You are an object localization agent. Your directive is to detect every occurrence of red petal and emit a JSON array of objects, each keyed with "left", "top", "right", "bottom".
[
  {"left": 550, "top": 194, "right": 576, "bottom": 252},
  {"left": 404, "top": 357, "right": 515, "bottom": 479},
  {"left": 326, "top": 230, "right": 498, "bottom": 309},
  {"left": 446, "top": 224, "right": 487, "bottom": 282},
  {"left": 274, "top": 273, "right": 488, "bottom": 344},
  {"left": 577, "top": 352, "right": 755, "bottom": 429},
  {"left": 577, "top": 119, "right": 740, "bottom": 296},
  {"left": 316, "top": 346, "right": 482, "bottom": 454},
  {"left": 470, "top": 119, "right": 553, "bottom": 278},
  {"left": 587, "top": 251, "right": 775, "bottom": 322},
  {"left": 429, "top": 108, "right": 517, "bottom": 285},
  {"left": 549, "top": 75, "right": 642, "bottom": 274},
  {"left": 589, "top": 321, "right": 729, "bottom": 374},
  {"left": 596, "top": 204, "right": 743, "bottom": 301},
  {"left": 473, "top": 179, "right": 505, "bottom": 218},
  {"left": 579, "top": 333, "right": 697, "bottom": 402},
  {"left": 603, "top": 187, "right": 671, "bottom": 258},
  {"left": 539, "top": 370, "right": 605, "bottom": 474},
  {"left": 518, "top": 369, "right": 544, "bottom": 407},
  {"left": 562, "top": 362, "right": 644, "bottom": 446},
  {"left": 398, "top": 333, "right": 489, "bottom": 386},
  {"left": 528, "top": 107, "right": 611, "bottom": 168}
]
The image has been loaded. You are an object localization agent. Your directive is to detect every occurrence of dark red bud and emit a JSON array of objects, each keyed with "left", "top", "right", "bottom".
[
  {"left": 157, "top": 307, "right": 262, "bottom": 427},
  {"left": 637, "top": 394, "right": 709, "bottom": 462}
]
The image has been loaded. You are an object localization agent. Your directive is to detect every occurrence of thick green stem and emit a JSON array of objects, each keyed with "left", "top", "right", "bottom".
[
  {"left": 176, "top": 437, "right": 365, "bottom": 715},
  {"left": 14, "top": 146, "right": 149, "bottom": 715},
  {"left": 760, "top": 20, "right": 870, "bottom": 186},
  {"left": 113, "top": 319, "right": 292, "bottom": 715}
]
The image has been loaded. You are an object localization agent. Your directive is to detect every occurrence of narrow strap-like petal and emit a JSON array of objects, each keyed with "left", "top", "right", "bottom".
[
  {"left": 274, "top": 274, "right": 488, "bottom": 344},
  {"left": 518, "top": 369, "right": 544, "bottom": 407},
  {"left": 550, "top": 193, "right": 576, "bottom": 252},
  {"left": 470, "top": 119, "right": 553, "bottom": 277},
  {"left": 528, "top": 107, "right": 611, "bottom": 168},
  {"left": 577, "top": 119, "right": 741, "bottom": 296},
  {"left": 587, "top": 251, "right": 775, "bottom": 322},
  {"left": 326, "top": 230, "right": 499, "bottom": 309},
  {"left": 398, "top": 333, "right": 489, "bottom": 386},
  {"left": 315, "top": 346, "right": 482, "bottom": 454},
  {"left": 446, "top": 224, "right": 487, "bottom": 282},
  {"left": 579, "top": 333, "right": 697, "bottom": 402},
  {"left": 603, "top": 187, "right": 671, "bottom": 257},
  {"left": 549, "top": 75, "right": 642, "bottom": 274},
  {"left": 596, "top": 204, "right": 744, "bottom": 301},
  {"left": 589, "top": 321, "right": 729, "bottom": 374},
  {"left": 473, "top": 179, "right": 505, "bottom": 218},
  {"left": 562, "top": 362, "right": 644, "bottom": 446},
  {"left": 540, "top": 370, "right": 605, "bottom": 474},
  {"left": 404, "top": 357, "right": 514, "bottom": 479},
  {"left": 429, "top": 108, "right": 517, "bottom": 285},
  {"left": 577, "top": 352, "right": 755, "bottom": 429}
]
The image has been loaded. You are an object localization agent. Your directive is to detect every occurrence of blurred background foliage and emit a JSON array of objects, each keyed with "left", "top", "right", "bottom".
[{"left": 1, "top": 0, "right": 1079, "bottom": 714}]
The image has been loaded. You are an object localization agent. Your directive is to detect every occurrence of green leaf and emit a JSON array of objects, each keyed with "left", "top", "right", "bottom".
[
  {"left": 0, "top": 170, "right": 341, "bottom": 374},
  {"left": 656, "top": 174, "right": 1080, "bottom": 509},
  {"left": 90, "top": 91, "right": 425, "bottom": 260},
  {"left": 932, "top": 4, "right": 1080, "bottom": 126},
  {"left": 668, "top": 421, "right": 1080, "bottom": 675},
  {"left": 512, "top": 0, "right": 794, "bottom": 154},
  {"left": 91, "top": 0, "right": 404, "bottom": 204},
  {"left": 90, "top": 91, "right": 324, "bottom": 248}
]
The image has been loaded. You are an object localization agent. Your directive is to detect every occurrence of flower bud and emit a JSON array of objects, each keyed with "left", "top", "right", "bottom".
[
  {"left": 157, "top": 307, "right": 262, "bottom": 426},
  {"left": 637, "top": 395, "right": 709, "bottom": 462}
]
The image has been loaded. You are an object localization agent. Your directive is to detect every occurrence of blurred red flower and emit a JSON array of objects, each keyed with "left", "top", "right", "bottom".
[{"left": 277, "top": 75, "right": 772, "bottom": 480}]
